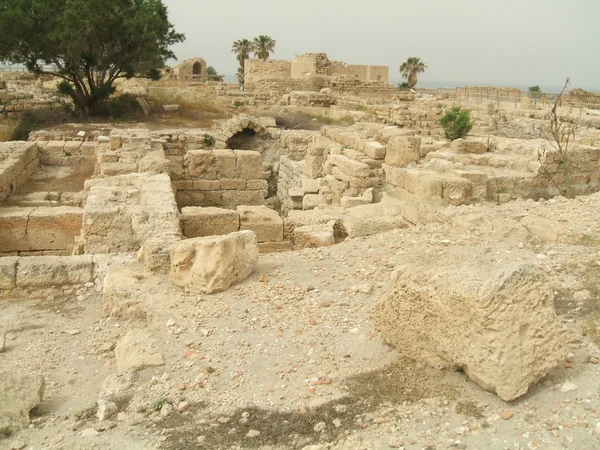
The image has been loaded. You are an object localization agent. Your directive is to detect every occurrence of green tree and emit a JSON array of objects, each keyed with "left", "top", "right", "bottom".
[
  {"left": 252, "top": 35, "right": 276, "bottom": 61},
  {"left": 231, "top": 39, "right": 254, "bottom": 89},
  {"left": 0, "top": 0, "right": 184, "bottom": 116},
  {"left": 439, "top": 106, "right": 473, "bottom": 141},
  {"left": 399, "top": 57, "right": 427, "bottom": 88},
  {"left": 528, "top": 85, "right": 542, "bottom": 99},
  {"left": 231, "top": 39, "right": 254, "bottom": 66}
]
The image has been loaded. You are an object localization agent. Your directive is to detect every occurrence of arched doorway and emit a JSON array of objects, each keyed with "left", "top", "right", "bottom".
[{"left": 192, "top": 62, "right": 202, "bottom": 77}]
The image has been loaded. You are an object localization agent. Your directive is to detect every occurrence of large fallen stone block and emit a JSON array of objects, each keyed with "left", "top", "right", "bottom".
[
  {"left": 238, "top": 206, "right": 283, "bottom": 242},
  {"left": 170, "top": 231, "right": 258, "bottom": 294},
  {"left": 0, "top": 371, "right": 45, "bottom": 431},
  {"left": 373, "top": 258, "right": 569, "bottom": 401},
  {"left": 293, "top": 221, "right": 336, "bottom": 249}
]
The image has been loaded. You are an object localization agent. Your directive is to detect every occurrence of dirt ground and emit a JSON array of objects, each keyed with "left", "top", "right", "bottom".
[{"left": 1, "top": 192, "right": 600, "bottom": 450}]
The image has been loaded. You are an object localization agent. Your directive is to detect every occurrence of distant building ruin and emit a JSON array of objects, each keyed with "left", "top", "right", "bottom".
[
  {"left": 244, "top": 53, "right": 389, "bottom": 85},
  {"left": 164, "top": 57, "right": 223, "bottom": 82}
]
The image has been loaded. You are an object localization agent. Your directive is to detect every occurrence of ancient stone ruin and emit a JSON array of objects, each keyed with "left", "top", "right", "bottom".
[{"left": 1, "top": 63, "right": 600, "bottom": 447}]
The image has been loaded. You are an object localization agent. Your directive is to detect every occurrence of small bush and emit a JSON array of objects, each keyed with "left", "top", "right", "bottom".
[
  {"left": 106, "top": 94, "right": 141, "bottom": 120},
  {"left": 11, "top": 108, "right": 71, "bottom": 141},
  {"left": 439, "top": 106, "right": 473, "bottom": 141},
  {"left": 203, "top": 134, "right": 214, "bottom": 146}
]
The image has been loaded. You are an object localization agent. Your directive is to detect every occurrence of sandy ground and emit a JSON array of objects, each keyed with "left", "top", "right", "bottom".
[{"left": 1, "top": 193, "right": 600, "bottom": 450}]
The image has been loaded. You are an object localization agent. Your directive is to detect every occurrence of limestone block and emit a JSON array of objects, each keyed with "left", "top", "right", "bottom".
[
  {"left": 341, "top": 196, "right": 370, "bottom": 208},
  {"left": 451, "top": 139, "right": 487, "bottom": 154},
  {"left": 213, "top": 150, "right": 237, "bottom": 178},
  {"left": 0, "top": 371, "right": 45, "bottom": 431},
  {"left": 102, "top": 263, "right": 147, "bottom": 320},
  {"left": 139, "top": 150, "right": 169, "bottom": 174},
  {"left": 0, "top": 257, "right": 18, "bottom": 290},
  {"left": 247, "top": 179, "right": 268, "bottom": 191},
  {"left": 363, "top": 141, "right": 387, "bottom": 160},
  {"left": 520, "top": 215, "right": 561, "bottom": 242},
  {"left": 220, "top": 179, "right": 246, "bottom": 190},
  {"left": 221, "top": 190, "right": 266, "bottom": 206},
  {"left": 194, "top": 180, "right": 221, "bottom": 191},
  {"left": 27, "top": 206, "right": 83, "bottom": 251},
  {"left": 170, "top": 231, "right": 259, "bottom": 294},
  {"left": 142, "top": 233, "right": 181, "bottom": 273},
  {"left": 305, "top": 154, "right": 326, "bottom": 178},
  {"left": 115, "top": 329, "right": 165, "bottom": 374},
  {"left": 0, "top": 208, "right": 28, "bottom": 253},
  {"left": 328, "top": 154, "right": 370, "bottom": 178},
  {"left": 16, "top": 255, "right": 93, "bottom": 288},
  {"left": 373, "top": 259, "right": 569, "bottom": 401},
  {"left": 302, "top": 176, "right": 321, "bottom": 194},
  {"left": 238, "top": 206, "right": 283, "bottom": 242},
  {"left": 385, "top": 136, "right": 421, "bottom": 167},
  {"left": 235, "top": 150, "right": 264, "bottom": 180},
  {"left": 182, "top": 207, "right": 240, "bottom": 238},
  {"left": 187, "top": 150, "right": 216, "bottom": 178},
  {"left": 342, "top": 196, "right": 408, "bottom": 237},
  {"left": 39, "top": 140, "right": 65, "bottom": 165},
  {"left": 293, "top": 222, "right": 336, "bottom": 249},
  {"left": 303, "top": 194, "right": 327, "bottom": 210}
]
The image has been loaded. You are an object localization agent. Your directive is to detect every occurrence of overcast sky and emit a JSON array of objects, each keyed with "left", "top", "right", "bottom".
[{"left": 163, "top": 0, "right": 600, "bottom": 91}]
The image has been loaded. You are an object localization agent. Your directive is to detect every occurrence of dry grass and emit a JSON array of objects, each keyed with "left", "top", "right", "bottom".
[{"left": 144, "top": 88, "right": 231, "bottom": 128}]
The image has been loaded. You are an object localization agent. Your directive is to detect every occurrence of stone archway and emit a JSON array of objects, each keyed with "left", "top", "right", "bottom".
[{"left": 192, "top": 62, "right": 202, "bottom": 76}]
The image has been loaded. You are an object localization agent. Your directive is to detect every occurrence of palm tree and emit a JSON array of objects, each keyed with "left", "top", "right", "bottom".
[
  {"left": 400, "top": 57, "right": 427, "bottom": 88},
  {"left": 231, "top": 39, "right": 253, "bottom": 66},
  {"left": 252, "top": 35, "right": 276, "bottom": 61},
  {"left": 236, "top": 67, "right": 244, "bottom": 85},
  {"left": 232, "top": 39, "right": 253, "bottom": 89}
]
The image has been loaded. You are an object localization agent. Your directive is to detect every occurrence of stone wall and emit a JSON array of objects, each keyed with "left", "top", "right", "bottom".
[
  {"left": 0, "top": 255, "right": 95, "bottom": 299},
  {"left": 0, "top": 206, "right": 83, "bottom": 255},
  {"left": 82, "top": 173, "right": 181, "bottom": 272},
  {"left": 175, "top": 149, "right": 268, "bottom": 208},
  {"left": 244, "top": 59, "right": 291, "bottom": 83},
  {"left": 0, "top": 142, "right": 39, "bottom": 204},
  {"left": 277, "top": 156, "right": 305, "bottom": 214}
]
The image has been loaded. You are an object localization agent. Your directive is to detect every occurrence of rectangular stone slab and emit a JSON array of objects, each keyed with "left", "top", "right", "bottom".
[{"left": 373, "top": 255, "right": 568, "bottom": 401}]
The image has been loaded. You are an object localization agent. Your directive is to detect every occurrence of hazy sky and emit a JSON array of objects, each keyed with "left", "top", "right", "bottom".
[{"left": 163, "top": 0, "right": 600, "bottom": 90}]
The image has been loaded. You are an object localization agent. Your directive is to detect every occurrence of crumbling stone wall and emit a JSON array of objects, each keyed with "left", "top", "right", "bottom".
[
  {"left": 244, "top": 59, "right": 291, "bottom": 83},
  {"left": 0, "top": 142, "right": 39, "bottom": 203},
  {"left": 175, "top": 149, "right": 268, "bottom": 208}
]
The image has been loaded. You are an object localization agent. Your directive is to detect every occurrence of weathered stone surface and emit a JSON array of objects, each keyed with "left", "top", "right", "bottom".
[
  {"left": 0, "top": 257, "right": 18, "bottom": 290},
  {"left": 385, "top": 136, "right": 421, "bottom": 167},
  {"left": 16, "top": 256, "right": 93, "bottom": 288},
  {"left": 373, "top": 256, "right": 569, "bottom": 401},
  {"left": 342, "top": 196, "right": 408, "bottom": 237},
  {"left": 238, "top": 206, "right": 283, "bottom": 242},
  {"left": 451, "top": 139, "right": 487, "bottom": 154},
  {"left": 170, "top": 231, "right": 258, "bottom": 294},
  {"left": 182, "top": 207, "right": 240, "bottom": 238},
  {"left": 293, "top": 222, "right": 336, "bottom": 249},
  {"left": 97, "top": 399, "right": 118, "bottom": 422},
  {"left": 0, "top": 371, "right": 45, "bottom": 431},
  {"left": 115, "top": 329, "right": 165, "bottom": 373}
]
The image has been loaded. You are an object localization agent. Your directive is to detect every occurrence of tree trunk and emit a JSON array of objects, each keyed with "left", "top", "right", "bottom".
[{"left": 408, "top": 73, "right": 418, "bottom": 88}]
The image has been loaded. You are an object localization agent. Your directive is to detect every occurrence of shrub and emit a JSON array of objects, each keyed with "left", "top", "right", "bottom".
[
  {"left": 105, "top": 94, "right": 142, "bottom": 120},
  {"left": 439, "top": 106, "right": 473, "bottom": 141}
]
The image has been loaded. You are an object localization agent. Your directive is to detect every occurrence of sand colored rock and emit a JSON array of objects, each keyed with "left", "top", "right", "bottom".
[
  {"left": 237, "top": 206, "right": 283, "bottom": 242},
  {"left": 115, "top": 329, "right": 165, "bottom": 373},
  {"left": 373, "top": 253, "right": 569, "bottom": 401},
  {"left": 170, "top": 231, "right": 259, "bottom": 294},
  {"left": 0, "top": 371, "right": 45, "bottom": 431}
]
